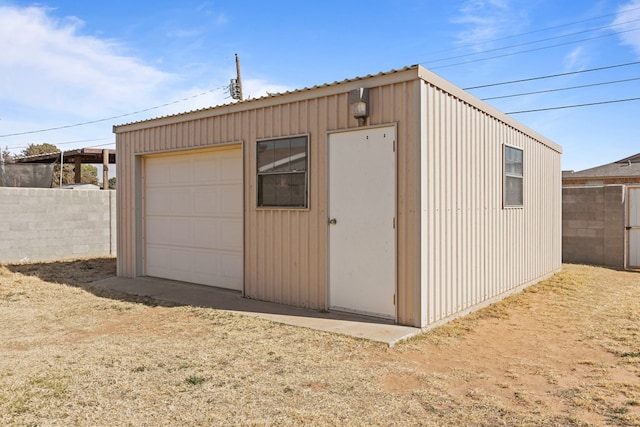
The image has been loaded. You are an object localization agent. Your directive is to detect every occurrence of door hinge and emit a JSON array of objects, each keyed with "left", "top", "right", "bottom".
[
  {"left": 393, "top": 293, "right": 396, "bottom": 305},
  {"left": 393, "top": 217, "right": 396, "bottom": 229},
  {"left": 393, "top": 140, "right": 396, "bottom": 152}
]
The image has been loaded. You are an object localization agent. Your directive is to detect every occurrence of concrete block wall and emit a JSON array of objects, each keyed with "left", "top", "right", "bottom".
[
  {"left": 562, "top": 185, "right": 625, "bottom": 268},
  {"left": 0, "top": 187, "right": 116, "bottom": 263}
]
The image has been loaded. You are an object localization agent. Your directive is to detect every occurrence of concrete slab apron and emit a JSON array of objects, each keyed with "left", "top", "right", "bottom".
[{"left": 91, "top": 276, "right": 421, "bottom": 346}]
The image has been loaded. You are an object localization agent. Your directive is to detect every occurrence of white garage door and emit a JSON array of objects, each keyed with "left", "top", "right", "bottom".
[{"left": 144, "top": 146, "right": 243, "bottom": 291}]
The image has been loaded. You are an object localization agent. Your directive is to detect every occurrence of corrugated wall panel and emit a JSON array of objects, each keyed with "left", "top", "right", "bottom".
[
  {"left": 116, "top": 132, "right": 134, "bottom": 277},
  {"left": 115, "top": 67, "right": 560, "bottom": 327},
  {"left": 243, "top": 97, "right": 335, "bottom": 309},
  {"left": 116, "top": 78, "right": 424, "bottom": 316},
  {"left": 420, "top": 80, "right": 561, "bottom": 328},
  {"left": 374, "top": 80, "right": 422, "bottom": 326}
]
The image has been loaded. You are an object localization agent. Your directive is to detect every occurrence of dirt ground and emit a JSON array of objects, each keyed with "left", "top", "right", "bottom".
[{"left": 0, "top": 258, "right": 639, "bottom": 426}]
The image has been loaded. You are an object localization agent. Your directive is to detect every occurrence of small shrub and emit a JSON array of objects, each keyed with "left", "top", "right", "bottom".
[{"left": 185, "top": 375, "right": 206, "bottom": 386}]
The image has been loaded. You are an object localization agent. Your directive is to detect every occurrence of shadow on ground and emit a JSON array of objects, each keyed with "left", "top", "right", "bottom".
[
  {"left": 4, "top": 257, "right": 178, "bottom": 308},
  {"left": 4, "top": 257, "right": 421, "bottom": 345}
]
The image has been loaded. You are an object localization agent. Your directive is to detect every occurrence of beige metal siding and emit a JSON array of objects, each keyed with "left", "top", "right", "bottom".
[
  {"left": 115, "top": 70, "right": 424, "bottom": 316},
  {"left": 420, "top": 80, "right": 561, "bottom": 328},
  {"left": 115, "top": 65, "right": 561, "bottom": 328}
]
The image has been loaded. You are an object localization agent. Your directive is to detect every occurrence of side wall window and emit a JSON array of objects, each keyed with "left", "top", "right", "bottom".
[
  {"left": 257, "top": 135, "right": 308, "bottom": 208},
  {"left": 504, "top": 145, "right": 523, "bottom": 207}
]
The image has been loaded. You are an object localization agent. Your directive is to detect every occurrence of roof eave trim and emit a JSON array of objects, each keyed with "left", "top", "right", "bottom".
[
  {"left": 113, "top": 66, "right": 421, "bottom": 134},
  {"left": 416, "top": 66, "right": 562, "bottom": 154}
]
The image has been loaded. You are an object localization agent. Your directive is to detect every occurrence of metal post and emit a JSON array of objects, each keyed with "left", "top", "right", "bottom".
[
  {"left": 59, "top": 151, "right": 64, "bottom": 188},
  {"left": 74, "top": 156, "right": 82, "bottom": 184},
  {"left": 103, "top": 149, "right": 109, "bottom": 190},
  {"left": 235, "top": 54, "right": 243, "bottom": 101}
]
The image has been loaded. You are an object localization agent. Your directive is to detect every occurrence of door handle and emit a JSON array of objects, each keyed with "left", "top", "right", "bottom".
[{"left": 328, "top": 218, "right": 337, "bottom": 225}]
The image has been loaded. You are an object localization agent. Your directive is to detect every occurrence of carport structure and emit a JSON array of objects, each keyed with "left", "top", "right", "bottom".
[{"left": 14, "top": 148, "right": 116, "bottom": 189}]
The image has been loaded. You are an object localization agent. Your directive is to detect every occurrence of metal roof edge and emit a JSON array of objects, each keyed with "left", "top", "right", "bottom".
[
  {"left": 113, "top": 66, "right": 421, "bottom": 134},
  {"left": 416, "top": 65, "right": 563, "bottom": 154},
  {"left": 13, "top": 148, "right": 116, "bottom": 164}
]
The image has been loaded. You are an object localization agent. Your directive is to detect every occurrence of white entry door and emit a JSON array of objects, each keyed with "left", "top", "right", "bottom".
[
  {"left": 628, "top": 187, "right": 640, "bottom": 268},
  {"left": 328, "top": 126, "right": 396, "bottom": 319}
]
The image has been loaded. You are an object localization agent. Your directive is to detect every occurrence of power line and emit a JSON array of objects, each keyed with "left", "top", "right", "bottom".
[
  {"left": 4, "top": 137, "right": 113, "bottom": 153},
  {"left": 422, "top": 17, "right": 640, "bottom": 67},
  {"left": 0, "top": 87, "right": 226, "bottom": 138},
  {"left": 430, "top": 26, "right": 640, "bottom": 70},
  {"left": 464, "top": 61, "right": 640, "bottom": 90},
  {"left": 84, "top": 142, "right": 116, "bottom": 149},
  {"left": 506, "top": 97, "right": 640, "bottom": 114},
  {"left": 481, "top": 77, "right": 640, "bottom": 100},
  {"left": 415, "top": 5, "right": 640, "bottom": 62}
]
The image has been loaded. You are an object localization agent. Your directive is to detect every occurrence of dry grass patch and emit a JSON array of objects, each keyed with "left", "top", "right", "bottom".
[{"left": 1, "top": 259, "right": 639, "bottom": 426}]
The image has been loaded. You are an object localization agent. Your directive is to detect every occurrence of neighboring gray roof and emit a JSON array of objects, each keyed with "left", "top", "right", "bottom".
[{"left": 563, "top": 153, "right": 640, "bottom": 179}]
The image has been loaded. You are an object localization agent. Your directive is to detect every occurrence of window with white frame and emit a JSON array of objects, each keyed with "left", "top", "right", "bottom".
[
  {"left": 504, "top": 145, "right": 523, "bottom": 207},
  {"left": 257, "top": 135, "right": 308, "bottom": 208}
]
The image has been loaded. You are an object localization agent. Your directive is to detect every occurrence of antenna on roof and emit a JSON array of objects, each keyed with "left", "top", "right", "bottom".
[{"left": 229, "top": 54, "right": 244, "bottom": 101}]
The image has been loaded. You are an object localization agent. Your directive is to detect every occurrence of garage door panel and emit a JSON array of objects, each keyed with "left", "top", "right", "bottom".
[
  {"left": 167, "top": 248, "right": 194, "bottom": 274},
  {"left": 220, "top": 188, "right": 243, "bottom": 215},
  {"left": 192, "top": 185, "right": 242, "bottom": 215},
  {"left": 146, "top": 159, "right": 170, "bottom": 184},
  {"left": 220, "top": 220, "right": 243, "bottom": 250},
  {"left": 193, "top": 187, "right": 221, "bottom": 215},
  {"left": 146, "top": 188, "right": 170, "bottom": 213},
  {"left": 147, "top": 247, "right": 193, "bottom": 282},
  {"left": 219, "top": 155, "right": 243, "bottom": 181},
  {"left": 191, "top": 251, "right": 242, "bottom": 290},
  {"left": 166, "top": 219, "right": 193, "bottom": 246},
  {"left": 145, "top": 245, "right": 169, "bottom": 271},
  {"left": 144, "top": 147, "right": 243, "bottom": 291},
  {"left": 147, "top": 217, "right": 193, "bottom": 246},
  {"left": 192, "top": 219, "right": 221, "bottom": 248},
  {"left": 220, "top": 253, "right": 243, "bottom": 278},
  {"left": 169, "top": 188, "right": 195, "bottom": 214},
  {"left": 194, "top": 157, "right": 222, "bottom": 182},
  {"left": 192, "top": 218, "right": 241, "bottom": 250},
  {"left": 145, "top": 218, "right": 170, "bottom": 244},
  {"left": 191, "top": 251, "right": 221, "bottom": 275},
  {"left": 170, "top": 158, "right": 194, "bottom": 183}
]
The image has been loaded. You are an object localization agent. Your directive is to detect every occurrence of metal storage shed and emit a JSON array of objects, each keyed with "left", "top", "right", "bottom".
[{"left": 113, "top": 65, "right": 562, "bottom": 329}]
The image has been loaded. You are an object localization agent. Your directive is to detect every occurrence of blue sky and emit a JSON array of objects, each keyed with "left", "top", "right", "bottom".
[{"left": 0, "top": 0, "right": 639, "bottom": 171}]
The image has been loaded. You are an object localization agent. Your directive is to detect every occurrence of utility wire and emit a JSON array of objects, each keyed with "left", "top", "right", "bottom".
[
  {"left": 415, "top": 5, "right": 640, "bottom": 61},
  {"left": 506, "top": 97, "right": 640, "bottom": 114},
  {"left": 5, "top": 137, "right": 114, "bottom": 153},
  {"left": 481, "top": 77, "right": 640, "bottom": 100},
  {"left": 431, "top": 26, "right": 640, "bottom": 70},
  {"left": 464, "top": 61, "right": 640, "bottom": 89},
  {"left": 0, "top": 87, "right": 226, "bottom": 138},
  {"left": 3, "top": 7, "right": 640, "bottom": 140},
  {"left": 422, "top": 17, "right": 640, "bottom": 66}
]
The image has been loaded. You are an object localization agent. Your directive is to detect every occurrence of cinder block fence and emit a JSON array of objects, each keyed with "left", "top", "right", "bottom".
[
  {"left": 562, "top": 185, "right": 625, "bottom": 268},
  {"left": 0, "top": 188, "right": 116, "bottom": 263}
]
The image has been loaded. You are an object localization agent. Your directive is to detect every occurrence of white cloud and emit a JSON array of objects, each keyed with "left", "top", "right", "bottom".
[
  {"left": 0, "top": 5, "right": 175, "bottom": 118},
  {"left": 563, "top": 46, "right": 588, "bottom": 70},
  {"left": 452, "top": 0, "right": 521, "bottom": 49},
  {"left": 0, "top": 5, "right": 293, "bottom": 155},
  {"left": 242, "top": 79, "right": 292, "bottom": 100},
  {"left": 613, "top": 0, "right": 640, "bottom": 56}
]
